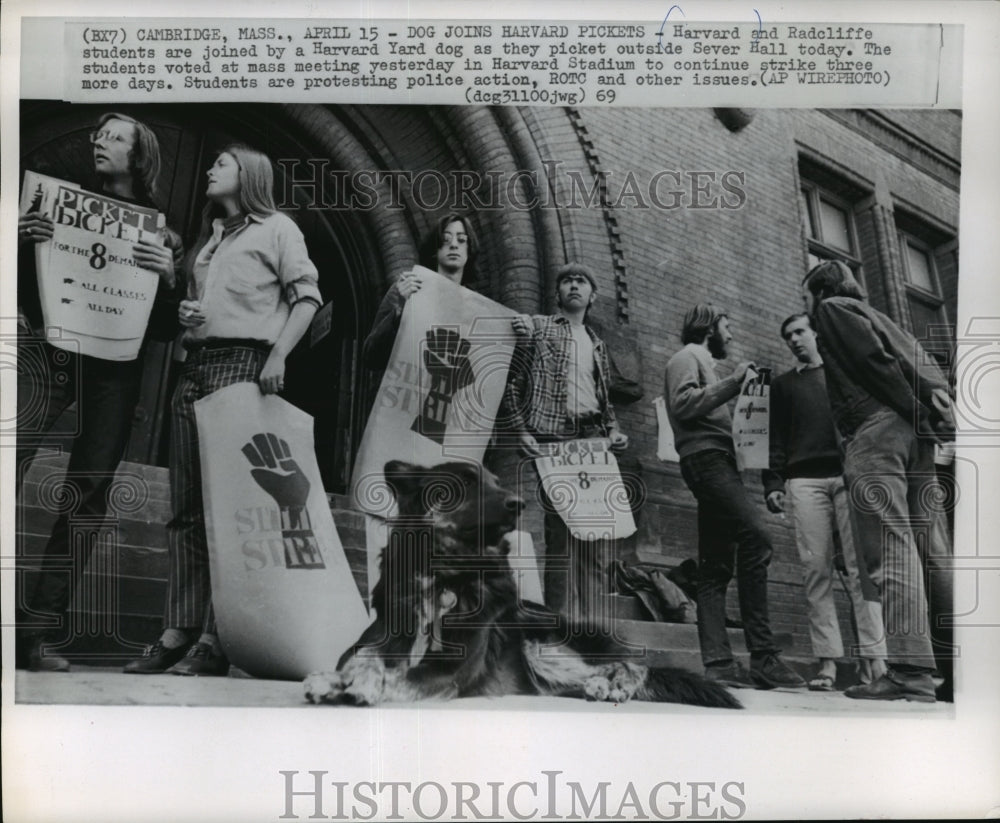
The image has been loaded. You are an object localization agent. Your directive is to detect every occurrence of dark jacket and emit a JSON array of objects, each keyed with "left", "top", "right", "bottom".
[
  {"left": 362, "top": 282, "right": 406, "bottom": 370},
  {"left": 813, "top": 296, "right": 949, "bottom": 437}
]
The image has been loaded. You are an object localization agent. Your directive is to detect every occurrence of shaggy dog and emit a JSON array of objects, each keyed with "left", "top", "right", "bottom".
[{"left": 304, "top": 460, "right": 741, "bottom": 709}]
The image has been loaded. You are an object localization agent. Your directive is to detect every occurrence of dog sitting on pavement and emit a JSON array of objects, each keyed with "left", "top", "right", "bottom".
[{"left": 303, "top": 460, "right": 741, "bottom": 709}]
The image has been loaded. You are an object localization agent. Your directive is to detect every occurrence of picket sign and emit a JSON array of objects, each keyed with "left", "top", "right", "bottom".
[
  {"left": 534, "top": 438, "right": 637, "bottom": 541},
  {"left": 732, "top": 367, "right": 771, "bottom": 471},
  {"left": 352, "top": 267, "right": 518, "bottom": 599},
  {"left": 352, "top": 268, "right": 517, "bottom": 516},
  {"left": 196, "top": 383, "right": 371, "bottom": 680},
  {"left": 21, "top": 171, "right": 162, "bottom": 361}
]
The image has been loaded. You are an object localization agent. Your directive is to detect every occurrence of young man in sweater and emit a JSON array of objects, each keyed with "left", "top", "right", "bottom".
[
  {"left": 804, "top": 261, "right": 954, "bottom": 702},
  {"left": 665, "top": 304, "right": 805, "bottom": 689},
  {"left": 762, "top": 313, "right": 887, "bottom": 691}
]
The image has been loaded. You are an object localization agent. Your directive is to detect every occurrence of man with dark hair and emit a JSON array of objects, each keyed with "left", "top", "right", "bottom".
[
  {"left": 362, "top": 212, "right": 478, "bottom": 370},
  {"left": 803, "top": 260, "right": 954, "bottom": 702},
  {"left": 665, "top": 304, "right": 805, "bottom": 689},
  {"left": 763, "top": 312, "right": 886, "bottom": 691},
  {"left": 16, "top": 112, "right": 184, "bottom": 672},
  {"left": 503, "top": 263, "right": 628, "bottom": 625}
]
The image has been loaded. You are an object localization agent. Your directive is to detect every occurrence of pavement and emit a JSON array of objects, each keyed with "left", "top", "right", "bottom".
[{"left": 14, "top": 666, "right": 954, "bottom": 715}]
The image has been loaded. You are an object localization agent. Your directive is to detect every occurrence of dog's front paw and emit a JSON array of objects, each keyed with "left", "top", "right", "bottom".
[
  {"left": 584, "top": 663, "right": 642, "bottom": 703},
  {"left": 584, "top": 674, "right": 612, "bottom": 701},
  {"left": 304, "top": 670, "right": 346, "bottom": 704},
  {"left": 341, "top": 658, "right": 387, "bottom": 706}
]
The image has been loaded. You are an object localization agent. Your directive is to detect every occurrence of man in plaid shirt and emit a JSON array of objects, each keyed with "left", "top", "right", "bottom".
[{"left": 503, "top": 263, "right": 629, "bottom": 626}]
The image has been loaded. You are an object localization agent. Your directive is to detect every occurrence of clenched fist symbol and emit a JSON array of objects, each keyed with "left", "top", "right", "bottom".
[
  {"left": 242, "top": 433, "right": 310, "bottom": 511},
  {"left": 242, "top": 433, "right": 324, "bottom": 569},
  {"left": 424, "top": 327, "right": 474, "bottom": 395},
  {"left": 411, "top": 327, "right": 475, "bottom": 444}
]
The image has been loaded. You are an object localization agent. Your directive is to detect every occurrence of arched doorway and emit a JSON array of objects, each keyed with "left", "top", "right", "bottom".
[
  {"left": 20, "top": 102, "right": 584, "bottom": 493},
  {"left": 16, "top": 101, "right": 647, "bottom": 658},
  {"left": 19, "top": 101, "right": 387, "bottom": 492}
]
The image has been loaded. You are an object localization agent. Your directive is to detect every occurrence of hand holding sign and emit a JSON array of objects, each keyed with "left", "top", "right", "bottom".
[
  {"left": 518, "top": 431, "right": 543, "bottom": 457},
  {"left": 18, "top": 211, "right": 54, "bottom": 244},
  {"left": 930, "top": 387, "right": 956, "bottom": 441},
  {"left": 608, "top": 428, "right": 629, "bottom": 451},
  {"left": 132, "top": 237, "right": 175, "bottom": 284},
  {"left": 733, "top": 361, "right": 758, "bottom": 384}
]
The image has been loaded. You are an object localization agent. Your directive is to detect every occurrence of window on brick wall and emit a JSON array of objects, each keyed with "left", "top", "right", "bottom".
[
  {"left": 892, "top": 204, "right": 957, "bottom": 368},
  {"left": 799, "top": 180, "right": 864, "bottom": 283},
  {"left": 895, "top": 221, "right": 956, "bottom": 364}
]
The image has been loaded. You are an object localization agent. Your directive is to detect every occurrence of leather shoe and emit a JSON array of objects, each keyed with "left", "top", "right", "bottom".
[
  {"left": 168, "top": 641, "right": 230, "bottom": 677},
  {"left": 704, "top": 660, "right": 755, "bottom": 689},
  {"left": 25, "top": 636, "right": 70, "bottom": 672},
  {"left": 124, "top": 638, "right": 193, "bottom": 674},
  {"left": 844, "top": 670, "right": 936, "bottom": 703},
  {"left": 750, "top": 653, "right": 807, "bottom": 689}
]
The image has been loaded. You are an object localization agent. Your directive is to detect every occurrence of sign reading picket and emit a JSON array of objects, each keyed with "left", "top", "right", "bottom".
[
  {"left": 352, "top": 267, "right": 517, "bottom": 515},
  {"left": 534, "top": 438, "right": 636, "bottom": 541},
  {"left": 20, "top": 171, "right": 164, "bottom": 361},
  {"left": 196, "top": 383, "right": 371, "bottom": 680},
  {"left": 733, "top": 367, "right": 771, "bottom": 471}
]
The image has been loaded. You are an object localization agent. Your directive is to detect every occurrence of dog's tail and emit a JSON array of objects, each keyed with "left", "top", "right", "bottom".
[{"left": 639, "top": 667, "right": 743, "bottom": 709}]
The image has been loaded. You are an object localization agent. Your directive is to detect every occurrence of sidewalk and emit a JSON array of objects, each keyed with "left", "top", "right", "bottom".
[{"left": 15, "top": 667, "right": 953, "bottom": 715}]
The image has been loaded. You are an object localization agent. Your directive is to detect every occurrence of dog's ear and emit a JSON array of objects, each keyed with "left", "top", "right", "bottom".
[{"left": 384, "top": 460, "right": 426, "bottom": 504}]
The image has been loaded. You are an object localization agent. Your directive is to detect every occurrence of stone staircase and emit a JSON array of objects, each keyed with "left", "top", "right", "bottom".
[
  {"left": 16, "top": 453, "right": 370, "bottom": 665},
  {"left": 606, "top": 593, "right": 800, "bottom": 673},
  {"left": 17, "top": 453, "right": 812, "bottom": 677}
]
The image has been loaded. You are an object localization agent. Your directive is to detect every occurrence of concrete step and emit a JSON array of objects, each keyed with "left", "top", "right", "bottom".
[
  {"left": 606, "top": 592, "right": 649, "bottom": 621},
  {"left": 607, "top": 616, "right": 876, "bottom": 690},
  {"left": 31, "top": 614, "right": 163, "bottom": 665},
  {"left": 16, "top": 456, "right": 818, "bottom": 667},
  {"left": 15, "top": 456, "right": 372, "bottom": 650},
  {"left": 610, "top": 617, "right": 794, "bottom": 668}
]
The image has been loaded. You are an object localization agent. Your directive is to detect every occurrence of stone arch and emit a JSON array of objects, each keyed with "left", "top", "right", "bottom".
[{"left": 19, "top": 101, "right": 619, "bottom": 486}]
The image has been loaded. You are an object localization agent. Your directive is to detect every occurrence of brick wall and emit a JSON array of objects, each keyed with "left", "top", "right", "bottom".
[
  {"left": 16, "top": 456, "right": 372, "bottom": 660},
  {"left": 501, "top": 107, "right": 960, "bottom": 653},
  {"left": 17, "top": 106, "right": 961, "bottom": 664}
]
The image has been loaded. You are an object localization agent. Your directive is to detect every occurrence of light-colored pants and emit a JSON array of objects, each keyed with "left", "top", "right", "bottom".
[
  {"left": 842, "top": 408, "right": 952, "bottom": 670},
  {"left": 788, "top": 476, "right": 887, "bottom": 660}
]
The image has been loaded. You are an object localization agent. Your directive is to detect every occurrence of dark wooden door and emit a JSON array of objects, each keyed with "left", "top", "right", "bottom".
[{"left": 19, "top": 102, "right": 369, "bottom": 489}]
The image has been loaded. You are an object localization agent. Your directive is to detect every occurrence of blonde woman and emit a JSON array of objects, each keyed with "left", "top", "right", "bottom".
[{"left": 125, "top": 145, "right": 321, "bottom": 676}]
